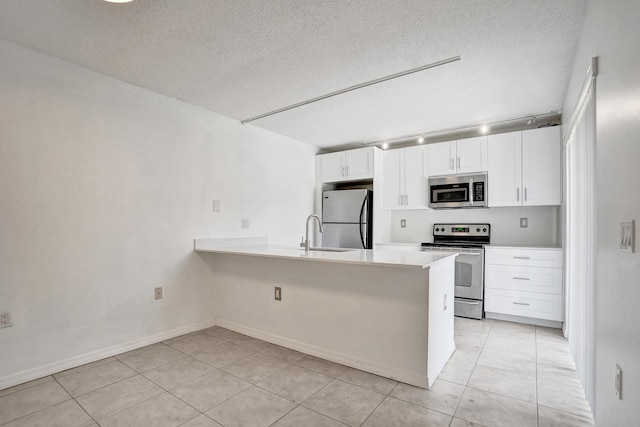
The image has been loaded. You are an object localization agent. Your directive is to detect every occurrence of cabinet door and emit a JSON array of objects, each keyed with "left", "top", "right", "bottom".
[
  {"left": 456, "top": 136, "right": 488, "bottom": 174},
  {"left": 345, "top": 147, "right": 373, "bottom": 181},
  {"left": 403, "top": 145, "right": 428, "bottom": 209},
  {"left": 488, "top": 131, "right": 522, "bottom": 206},
  {"left": 321, "top": 152, "right": 346, "bottom": 183},
  {"left": 522, "top": 127, "right": 562, "bottom": 206},
  {"left": 428, "top": 141, "right": 456, "bottom": 176},
  {"left": 383, "top": 149, "right": 404, "bottom": 210}
]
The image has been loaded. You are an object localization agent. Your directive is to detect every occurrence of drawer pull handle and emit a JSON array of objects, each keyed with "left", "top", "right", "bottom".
[
  {"left": 513, "top": 277, "right": 531, "bottom": 281},
  {"left": 512, "top": 302, "right": 530, "bottom": 306},
  {"left": 513, "top": 256, "right": 531, "bottom": 260}
]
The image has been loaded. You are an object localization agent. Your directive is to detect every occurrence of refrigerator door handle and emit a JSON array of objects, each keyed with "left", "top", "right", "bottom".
[{"left": 359, "top": 194, "right": 367, "bottom": 249}]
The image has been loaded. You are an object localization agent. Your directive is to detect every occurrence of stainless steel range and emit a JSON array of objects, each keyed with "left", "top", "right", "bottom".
[{"left": 421, "top": 223, "right": 490, "bottom": 319}]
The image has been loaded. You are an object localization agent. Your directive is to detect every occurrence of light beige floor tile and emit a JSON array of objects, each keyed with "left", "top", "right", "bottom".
[
  {"left": 538, "top": 405, "right": 594, "bottom": 426},
  {"left": 272, "top": 405, "right": 347, "bottom": 427},
  {"left": 99, "top": 392, "right": 198, "bottom": 427},
  {"left": 221, "top": 352, "right": 289, "bottom": 384},
  {"left": 53, "top": 357, "right": 116, "bottom": 380},
  {"left": 450, "top": 348, "right": 481, "bottom": 365},
  {"left": 257, "top": 365, "right": 332, "bottom": 403},
  {"left": 438, "top": 358, "right": 475, "bottom": 386},
  {"left": 203, "top": 327, "right": 245, "bottom": 342},
  {"left": 115, "top": 344, "right": 185, "bottom": 372},
  {"left": 468, "top": 364, "right": 537, "bottom": 403},
  {"left": 0, "top": 380, "right": 70, "bottom": 425},
  {"left": 0, "top": 376, "right": 55, "bottom": 398},
  {"left": 75, "top": 374, "right": 163, "bottom": 420},
  {"left": 191, "top": 342, "right": 257, "bottom": 368},
  {"left": 231, "top": 336, "right": 274, "bottom": 352},
  {"left": 205, "top": 387, "right": 296, "bottom": 427},
  {"left": 454, "top": 317, "right": 493, "bottom": 335},
  {"left": 454, "top": 386, "right": 537, "bottom": 427},
  {"left": 483, "top": 334, "right": 536, "bottom": 356},
  {"left": 537, "top": 375, "right": 593, "bottom": 418},
  {"left": 143, "top": 356, "right": 215, "bottom": 390},
  {"left": 537, "top": 341, "right": 575, "bottom": 364},
  {"left": 454, "top": 329, "right": 488, "bottom": 352},
  {"left": 180, "top": 414, "right": 224, "bottom": 427},
  {"left": 449, "top": 418, "right": 486, "bottom": 427},
  {"left": 171, "top": 369, "right": 251, "bottom": 412},
  {"left": 115, "top": 343, "right": 166, "bottom": 359},
  {"left": 535, "top": 326, "right": 565, "bottom": 342},
  {"left": 163, "top": 331, "right": 203, "bottom": 346},
  {"left": 302, "top": 380, "right": 385, "bottom": 427},
  {"left": 390, "top": 379, "right": 464, "bottom": 416},
  {"left": 537, "top": 357, "right": 580, "bottom": 379},
  {"left": 2, "top": 399, "right": 94, "bottom": 427},
  {"left": 362, "top": 396, "right": 452, "bottom": 427},
  {"left": 295, "top": 355, "right": 349, "bottom": 378},
  {"left": 260, "top": 344, "right": 307, "bottom": 363},
  {"left": 489, "top": 320, "right": 536, "bottom": 339},
  {"left": 337, "top": 368, "right": 397, "bottom": 395},
  {"left": 476, "top": 346, "right": 537, "bottom": 377},
  {"left": 165, "top": 333, "right": 226, "bottom": 355},
  {"left": 56, "top": 359, "right": 136, "bottom": 397}
]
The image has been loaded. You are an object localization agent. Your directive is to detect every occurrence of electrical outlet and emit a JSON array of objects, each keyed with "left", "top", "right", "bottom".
[
  {"left": 400, "top": 219, "right": 406, "bottom": 228},
  {"left": 520, "top": 218, "right": 528, "bottom": 228},
  {"left": 0, "top": 311, "right": 11, "bottom": 328},
  {"left": 274, "top": 286, "right": 282, "bottom": 301},
  {"left": 241, "top": 218, "right": 250, "bottom": 229},
  {"left": 155, "top": 287, "right": 163, "bottom": 300},
  {"left": 615, "top": 364, "right": 622, "bottom": 399}
]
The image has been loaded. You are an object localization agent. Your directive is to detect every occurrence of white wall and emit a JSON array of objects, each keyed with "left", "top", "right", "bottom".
[
  {"left": 562, "top": 1, "right": 640, "bottom": 424},
  {"left": 0, "top": 41, "right": 316, "bottom": 388},
  {"left": 390, "top": 206, "right": 560, "bottom": 247}
]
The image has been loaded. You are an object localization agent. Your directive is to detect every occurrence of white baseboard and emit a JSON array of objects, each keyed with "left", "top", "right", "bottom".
[
  {"left": 485, "top": 312, "right": 563, "bottom": 329},
  {"left": 0, "top": 319, "right": 216, "bottom": 391},
  {"left": 215, "top": 318, "right": 430, "bottom": 389}
]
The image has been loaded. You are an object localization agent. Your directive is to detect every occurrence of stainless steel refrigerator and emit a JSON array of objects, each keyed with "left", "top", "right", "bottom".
[{"left": 322, "top": 189, "right": 373, "bottom": 249}]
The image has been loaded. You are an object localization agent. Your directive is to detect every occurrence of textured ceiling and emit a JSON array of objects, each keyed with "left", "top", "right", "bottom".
[{"left": 0, "top": 0, "right": 588, "bottom": 149}]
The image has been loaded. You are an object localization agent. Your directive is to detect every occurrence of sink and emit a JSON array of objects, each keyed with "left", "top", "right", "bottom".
[{"left": 308, "top": 247, "right": 354, "bottom": 253}]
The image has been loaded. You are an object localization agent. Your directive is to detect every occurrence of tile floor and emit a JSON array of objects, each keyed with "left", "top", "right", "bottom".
[{"left": 0, "top": 318, "right": 595, "bottom": 427}]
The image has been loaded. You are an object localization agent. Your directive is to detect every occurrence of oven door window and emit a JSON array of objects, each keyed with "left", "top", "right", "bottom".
[{"left": 431, "top": 185, "right": 469, "bottom": 203}]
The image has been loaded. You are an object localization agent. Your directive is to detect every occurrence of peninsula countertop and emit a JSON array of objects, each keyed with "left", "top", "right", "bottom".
[{"left": 194, "top": 238, "right": 456, "bottom": 269}]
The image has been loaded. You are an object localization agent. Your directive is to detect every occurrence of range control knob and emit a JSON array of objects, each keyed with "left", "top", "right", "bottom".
[
  {"left": 476, "top": 228, "right": 481, "bottom": 232},
  {"left": 435, "top": 227, "right": 440, "bottom": 232},
  {"left": 483, "top": 228, "right": 487, "bottom": 232}
]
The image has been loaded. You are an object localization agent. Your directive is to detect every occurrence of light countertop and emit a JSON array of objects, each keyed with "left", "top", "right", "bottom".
[{"left": 194, "top": 239, "right": 455, "bottom": 269}]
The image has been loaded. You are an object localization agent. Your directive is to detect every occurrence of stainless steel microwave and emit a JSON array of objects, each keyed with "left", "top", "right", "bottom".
[{"left": 428, "top": 173, "right": 488, "bottom": 209}]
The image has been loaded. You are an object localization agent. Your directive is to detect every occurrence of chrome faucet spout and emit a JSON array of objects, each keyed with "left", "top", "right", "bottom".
[{"left": 300, "top": 214, "right": 323, "bottom": 252}]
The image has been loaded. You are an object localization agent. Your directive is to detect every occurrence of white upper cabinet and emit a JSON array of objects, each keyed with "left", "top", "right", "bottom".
[
  {"left": 383, "top": 145, "right": 428, "bottom": 210},
  {"left": 522, "top": 127, "right": 562, "bottom": 206},
  {"left": 320, "top": 147, "right": 374, "bottom": 183},
  {"left": 428, "top": 136, "right": 487, "bottom": 176},
  {"left": 488, "top": 127, "right": 562, "bottom": 207}
]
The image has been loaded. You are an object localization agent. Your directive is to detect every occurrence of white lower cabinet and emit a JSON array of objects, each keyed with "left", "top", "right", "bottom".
[{"left": 485, "top": 247, "right": 564, "bottom": 323}]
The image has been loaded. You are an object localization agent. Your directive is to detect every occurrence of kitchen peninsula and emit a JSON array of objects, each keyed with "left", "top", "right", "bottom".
[{"left": 194, "top": 238, "right": 456, "bottom": 388}]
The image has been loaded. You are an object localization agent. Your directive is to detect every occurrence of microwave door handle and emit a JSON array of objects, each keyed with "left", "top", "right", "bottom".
[{"left": 469, "top": 178, "right": 473, "bottom": 205}]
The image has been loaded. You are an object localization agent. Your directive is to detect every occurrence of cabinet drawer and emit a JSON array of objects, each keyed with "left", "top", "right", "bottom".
[
  {"left": 485, "top": 248, "right": 563, "bottom": 268},
  {"left": 485, "top": 289, "right": 564, "bottom": 321},
  {"left": 485, "top": 265, "right": 563, "bottom": 295}
]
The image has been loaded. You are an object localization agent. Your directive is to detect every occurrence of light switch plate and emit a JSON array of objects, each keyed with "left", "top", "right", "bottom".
[
  {"left": 400, "top": 219, "right": 406, "bottom": 228},
  {"left": 620, "top": 220, "right": 635, "bottom": 253}
]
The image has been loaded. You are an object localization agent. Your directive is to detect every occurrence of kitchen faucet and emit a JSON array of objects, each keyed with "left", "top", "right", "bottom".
[{"left": 300, "top": 214, "right": 323, "bottom": 252}]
